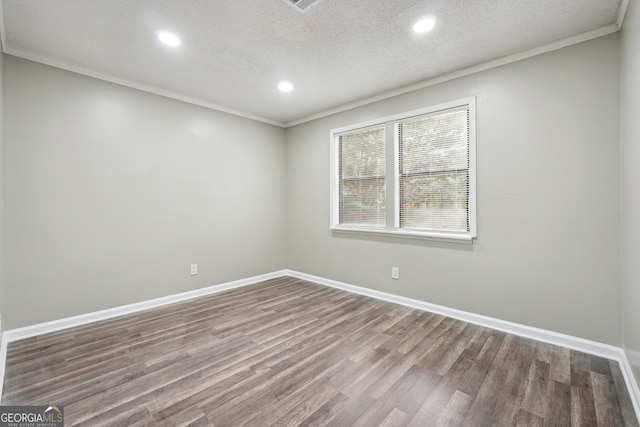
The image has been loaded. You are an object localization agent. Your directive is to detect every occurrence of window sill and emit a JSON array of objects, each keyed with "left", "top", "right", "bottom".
[{"left": 330, "top": 226, "right": 475, "bottom": 245}]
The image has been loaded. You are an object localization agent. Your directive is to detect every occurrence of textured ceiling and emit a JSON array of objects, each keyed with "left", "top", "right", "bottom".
[{"left": 0, "top": 0, "right": 623, "bottom": 126}]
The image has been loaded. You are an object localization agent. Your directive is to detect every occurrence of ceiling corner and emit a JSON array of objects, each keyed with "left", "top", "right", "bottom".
[
  {"left": 0, "top": 1, "right": 6, "bottom": 52},
  {"left": 617, "top": 0, "right": 630, "bottom": 29}
]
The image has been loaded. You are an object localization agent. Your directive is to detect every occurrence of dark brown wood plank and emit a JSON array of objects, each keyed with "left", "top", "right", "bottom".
[
  {"left": 544, "top": 380, "right": 571, "bottom": 427},
  {"left": 571, "top": 383, "right": 599, "bottom": 426},
  {"left": 522, "top": 359, "right": 551, "bottom": 418}
]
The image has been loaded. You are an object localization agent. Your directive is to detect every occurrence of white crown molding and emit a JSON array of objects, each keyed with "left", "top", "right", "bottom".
[
  {"left": 284, "top": 24, "right": 620, "bottom": 128},
  {"left": 1, "top": 18, "right": 620, "bottom": 129},
  {"left": 0, "top": 1, "right": 5, "bottom": 51},
  {"left": 284, "top": 269, "right": 640, "bottom": 419},
  {"left": 618, "top": 0, "right": 630, "bottom": 29},
  {"left": 1, "top": 47, "right": 286, "bottom": 128}
]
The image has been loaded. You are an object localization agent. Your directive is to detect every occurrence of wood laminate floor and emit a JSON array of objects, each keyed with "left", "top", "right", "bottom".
[{"left": 2, "top": 277, "right": 638, "bottom": 426}]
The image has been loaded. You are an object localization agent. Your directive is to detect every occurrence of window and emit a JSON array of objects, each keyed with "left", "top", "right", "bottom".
[
  {"left": 338, "top": 126, "right": 386, "bottom": 228},
  {"left": 330, "top": 97, "right": 476, "bottom": 242}
]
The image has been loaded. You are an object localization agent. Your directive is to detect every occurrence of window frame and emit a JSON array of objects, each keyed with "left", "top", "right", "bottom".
[{"left": 330, "top": 97, "right": 476, "bottom": 243}]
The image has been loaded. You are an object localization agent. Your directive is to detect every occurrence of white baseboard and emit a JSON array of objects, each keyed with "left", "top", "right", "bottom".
[
  {"left": 1, "top": 268, "right": 638, "bottom": 420},
  {"left": 285, "top": 270, "right": 622, "bottom": 358},
  {"left": 284, "top": 269, "right": 640, "bottom": 419},
  {"left": 620, "top": 352, "right": 640, "bottom": 421},
  {"left": 0, "top": 270, "right": 288, "bottom": 403},
  {"left": 0, "top": 270, "right": 288, "bottom": 402},
  {"left": 3, "top": 270, "right": 286, "bottom": 343},
  {"left": 0, "top": 332, "right": 5, "bottom": 402}
]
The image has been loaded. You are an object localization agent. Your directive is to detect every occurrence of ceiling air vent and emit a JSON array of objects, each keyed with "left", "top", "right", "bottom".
[{"left": 282, "top": 0, "right": 325, "bottom": 13}]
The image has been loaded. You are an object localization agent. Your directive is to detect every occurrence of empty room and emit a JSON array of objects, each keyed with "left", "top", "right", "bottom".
[{"left": 0, "top": 0, "right": 639, "bottom": 425}]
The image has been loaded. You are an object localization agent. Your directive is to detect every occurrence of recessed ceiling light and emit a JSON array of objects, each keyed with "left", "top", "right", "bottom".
[
  {"left": 157, "top": 31, "right": 181, "bottom": 47},
  {"left": 278, "top": 81, "right": 294, "bottom": 92},
  {"left": 413, "top": 16, "right": 436, "bottom": 34}
]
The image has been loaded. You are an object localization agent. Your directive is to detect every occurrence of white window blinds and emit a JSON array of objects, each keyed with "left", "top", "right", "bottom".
[
  {"left": 398, "top": 106, "right": 470, "bottom": 233},
  {"left": 338, "top": 127, "right": 386, "bottom": 228},
  {"left": 330, "top": 97, "right": 475, "bottom": 242}
]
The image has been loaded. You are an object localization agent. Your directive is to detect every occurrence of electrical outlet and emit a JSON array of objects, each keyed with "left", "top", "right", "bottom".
[
  {"left": 391, "top": 266, "right": 399, "bottom": 280},
  {"left": 190, "top": 264, "right": 198, "bottom": 276}
]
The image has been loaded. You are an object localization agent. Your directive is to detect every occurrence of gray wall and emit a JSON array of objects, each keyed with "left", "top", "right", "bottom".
[
  {"left": 0, "top": 51, "right": 4, "bottom": 333},
  {"left": 286, "top": 34, "right": 621, "bottom": 345},
  {"left": 621, "top": 0, "right": 640, "bottom": 384},
  {"left": 4, "top": 56, "right": 287, "bottom": 328},
  {"left": 0, "top": 31, "right": 627, "bottom": 350}
]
